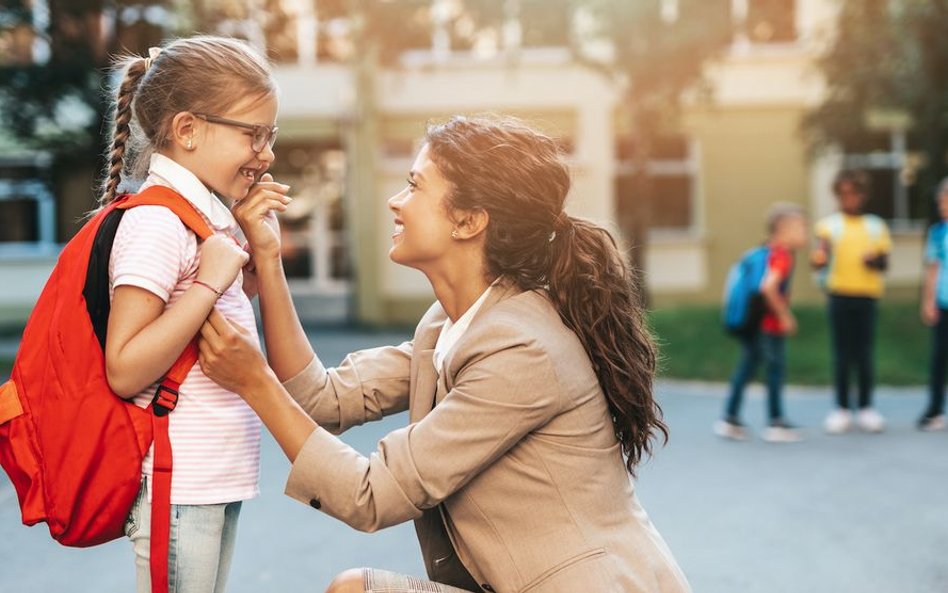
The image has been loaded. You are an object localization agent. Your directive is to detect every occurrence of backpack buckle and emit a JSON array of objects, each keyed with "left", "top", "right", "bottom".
[{"left": 152, "top": 384, "right": 179, "bottom": 417}]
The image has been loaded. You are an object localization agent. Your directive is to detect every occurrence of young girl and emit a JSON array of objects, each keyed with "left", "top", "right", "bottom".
[{"left": 100, "top": 36, "right": 290, "bottom": 592}]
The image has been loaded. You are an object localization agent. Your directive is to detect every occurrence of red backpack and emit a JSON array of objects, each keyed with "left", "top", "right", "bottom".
[{"left": 0, "top": 185, "right": 212, "bottom": 593}]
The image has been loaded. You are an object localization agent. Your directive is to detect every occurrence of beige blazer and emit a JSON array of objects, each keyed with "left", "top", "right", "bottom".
[{"left": 282, "top": 281, "right": 691, "bottom": 593}]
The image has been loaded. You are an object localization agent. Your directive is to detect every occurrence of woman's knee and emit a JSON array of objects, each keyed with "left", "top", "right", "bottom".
[{"left": 325, "top": 568, "right": 365, "bottom": 593}]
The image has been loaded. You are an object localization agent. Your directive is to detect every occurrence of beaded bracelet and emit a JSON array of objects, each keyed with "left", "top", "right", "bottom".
[{"left": 193, "top": 280, "right": 224, "bottom": 298}]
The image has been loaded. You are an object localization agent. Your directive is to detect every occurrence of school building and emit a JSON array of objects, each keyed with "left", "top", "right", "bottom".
[{"left": 0, "top": 0, "right": 927, "bottom": 327}]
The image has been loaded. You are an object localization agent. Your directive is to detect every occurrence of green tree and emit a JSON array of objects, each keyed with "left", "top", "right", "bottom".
[
  {"left": 805, "top": 0, "right": 948, "bottom": 218},
  {"left": 573, "top": 0, "right": 733, "bottom": 285}
]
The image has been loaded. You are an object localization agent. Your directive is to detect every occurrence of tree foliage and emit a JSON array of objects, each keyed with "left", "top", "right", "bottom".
[{"left": 806, "top": 0, "right": 948, "bottom": 210}]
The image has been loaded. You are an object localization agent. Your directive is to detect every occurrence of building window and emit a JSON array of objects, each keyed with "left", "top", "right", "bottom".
[
  {"left": 731, "top": 0, "right": 796, "bottom": 45},
  {"left": 0, "top": 156, "right": 56, "bottom": 252},
  {"left": 843, "top": 130, "right": 926, "bottom": 227},
  {"left": 270, "top": 143, "right": 351, "bottom": 292},
  {"left": 616, "top": 135, "right": 700, "bottom": 233}
]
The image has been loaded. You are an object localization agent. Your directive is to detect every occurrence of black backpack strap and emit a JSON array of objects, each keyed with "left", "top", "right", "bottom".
[{"left": 83, "top": 208, "right": 127, "bottom": 350}]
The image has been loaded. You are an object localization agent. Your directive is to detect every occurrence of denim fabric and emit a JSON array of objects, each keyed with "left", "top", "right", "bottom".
[
  {"left": 725, "top": 332, "right": 786, "bottom": 421},
  {"left": 126, "top": 482, "right": 242, "bottom": 593}
]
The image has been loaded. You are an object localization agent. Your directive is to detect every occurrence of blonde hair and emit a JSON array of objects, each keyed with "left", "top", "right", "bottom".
[
  {"left": 766, "top": 202, "right": 806, "bottom": 235},
  {"left": 100, "top": 36, "right": 276, "bottom": 205}
]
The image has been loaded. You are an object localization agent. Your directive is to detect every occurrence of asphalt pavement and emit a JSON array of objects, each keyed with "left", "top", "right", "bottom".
[{"left": 0, "top": 329, "right": 946, "bottom": 593}]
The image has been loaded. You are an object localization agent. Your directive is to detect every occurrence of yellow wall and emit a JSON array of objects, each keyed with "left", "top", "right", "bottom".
[{"left": 655, "top": 104, "right": 822, "bottom": 306}]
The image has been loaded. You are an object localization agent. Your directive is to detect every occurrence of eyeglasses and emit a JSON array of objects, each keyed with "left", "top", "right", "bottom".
[{"left": 193, "top": 113, "right": 279, "bottom": 153}]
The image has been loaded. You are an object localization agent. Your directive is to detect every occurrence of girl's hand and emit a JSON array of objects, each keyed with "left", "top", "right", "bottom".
[
  {"left": 198, "top": 308, "right": 271, "bottom": 396},
  {"left": 197, "top": 234, "right": 250, "bottom": 293},
  {"left": 233, "top": 173, "right": 291, "bottom": 260}
]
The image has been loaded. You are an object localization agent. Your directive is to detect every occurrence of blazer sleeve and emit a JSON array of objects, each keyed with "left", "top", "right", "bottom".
[
  {"left": 283, "top": 323, "right": 564, "bottom": 533},
  {"left": 281, "top": 341, "right": 413, "bottom": 434}
]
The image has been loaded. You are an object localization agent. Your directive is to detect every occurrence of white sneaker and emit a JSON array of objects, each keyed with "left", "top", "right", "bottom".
[
  {"left": 856, "top": 408, "right": 886, "bottom": 433},
  {"left": 919, "top": 414, "right": 947, "bottom": 432},
  {"left": 824, "top": 408, "right": 853, "bottom": 434},
  {"left": 714, "top": 419, "right": 749, "bottom": 441},
  {"left": 761, "top": 420, "right": 803, "bottom": 443}
]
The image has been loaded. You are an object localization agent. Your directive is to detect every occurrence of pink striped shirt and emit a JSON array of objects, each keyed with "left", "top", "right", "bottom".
[{"left": 109, "top": 153, "right": 261, "bottom": 505}]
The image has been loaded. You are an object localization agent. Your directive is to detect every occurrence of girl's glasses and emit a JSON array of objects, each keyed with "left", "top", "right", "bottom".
[{"left": 194, "top": 113, "right": 279, "bottom": 153}]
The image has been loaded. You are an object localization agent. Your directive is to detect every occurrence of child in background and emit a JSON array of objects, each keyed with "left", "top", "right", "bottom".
[
  {"left": 716, "top": 203, "right": 807, "bottom": 443},
  {"left": 811, "top": 170, "right": 891, "bottom": 434},
  {"left": 919, "top": 177, "right": 948, "bottom": 431},
  {"left": 101, "top": 36, "right": 289, "bottom": 592}
]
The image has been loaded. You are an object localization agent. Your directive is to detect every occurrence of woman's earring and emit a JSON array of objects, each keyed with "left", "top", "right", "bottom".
[{"left": 451, "top": 230, "right": 459, "bottom": 239}]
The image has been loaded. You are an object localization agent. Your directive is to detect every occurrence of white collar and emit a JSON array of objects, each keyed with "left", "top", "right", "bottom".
[
  {"left": 433, "top": 284, "right": 495, "bottom": 373},
  {"left": 141, "top": 153, "right": 236, "bottom": 232}
]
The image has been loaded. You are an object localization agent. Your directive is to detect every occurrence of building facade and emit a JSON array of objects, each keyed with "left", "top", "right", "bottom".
[{"left": 0, "top": 0, "right": 929, "bottom": 326}]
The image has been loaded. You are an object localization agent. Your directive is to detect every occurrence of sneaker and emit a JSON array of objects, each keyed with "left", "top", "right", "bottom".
[
  {"left": 761, "top": 419, "right": 803, "bottom": 443},
  {"left": 856, "top": 408, "right": 886, "bottom": 433},
  {"left": 714, "top": 418, "right": 749, "bottom": 441},
  {"left": 918, "top": 413, "right": 946, "bottom": 432},
  {"left": 824, "top": 408, "right": 853, "bottom": 434}
]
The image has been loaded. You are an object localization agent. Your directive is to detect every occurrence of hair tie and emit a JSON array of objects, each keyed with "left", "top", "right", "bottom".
[
  {"left": 143, "top": 46, "right": 162, "bottom": 71},
  {"left": 549, "top": 211, "right": 572, "bottom": 242}
]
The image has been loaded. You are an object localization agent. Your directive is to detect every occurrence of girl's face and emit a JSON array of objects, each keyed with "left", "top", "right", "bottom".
[
  {"left": 387, "top": 144, "right": 457, "bottom": 272},
  {"left": 191, "top": 94, "right": 278, "bottom": 202},
  {"left": 835, "top": 181, "right": 866, "bottom": 215}
]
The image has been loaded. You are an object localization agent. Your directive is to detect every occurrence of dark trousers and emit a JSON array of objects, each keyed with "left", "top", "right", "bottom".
[
  {"left": 725, "top": 332, "right": 786, "bottom": 421},
  {"left": 926, "top": 308, "right": 948, "bottom": 417},
  {"left": 828, "top": 295, "right": 877, "bottom": 409}
]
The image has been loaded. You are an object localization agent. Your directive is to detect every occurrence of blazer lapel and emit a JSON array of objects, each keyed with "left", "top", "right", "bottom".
[
  {"left": 409, "top": 308, "right": 446, "bottom": 423},
  {"left": 441, "top": 279, "right": 523, "bottom": 393},
  {"left": 410, "top": 350, "right": 438, "bottom": 423}
]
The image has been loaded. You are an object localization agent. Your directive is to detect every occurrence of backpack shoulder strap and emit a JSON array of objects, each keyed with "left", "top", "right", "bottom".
[
  {"left": 825, "top": 212, "right": 845, "bottom": 242},
  {"left": 863, "top": 214, "right": 885, "bottom": 242},
  {"left": 117, "top": 186, "right": 214, "bottom": 242},
  {"left": 114, "top": 185, "right": 215, "bottom": 593}
]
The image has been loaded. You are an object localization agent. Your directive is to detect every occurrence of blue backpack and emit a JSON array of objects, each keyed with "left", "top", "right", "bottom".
[{"left": 722, "top": 246, "right": 770, "bottom": 337}]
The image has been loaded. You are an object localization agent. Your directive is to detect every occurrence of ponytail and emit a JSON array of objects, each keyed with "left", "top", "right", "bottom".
[
  {"left": 425, "top": 115, "right": 668, "bottom": 474},
  {"left": 548, "top": 216, "right": 667, "bottom": 475},
  {"left": 100, "top": 57, "right": 148, "bottom": 206}
]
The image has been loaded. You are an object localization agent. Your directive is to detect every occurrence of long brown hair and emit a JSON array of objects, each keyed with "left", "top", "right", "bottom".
[
  {"left": 425, "top": 115, "right": 667, "bottom": 474},
  {"left": 100, "top": 36, "right": 276, "bottom": 205}
]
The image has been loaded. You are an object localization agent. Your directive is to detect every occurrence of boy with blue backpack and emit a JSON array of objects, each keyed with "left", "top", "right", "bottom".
[{"left": 717, "top": 203, "right": 808, "bottom": 442}]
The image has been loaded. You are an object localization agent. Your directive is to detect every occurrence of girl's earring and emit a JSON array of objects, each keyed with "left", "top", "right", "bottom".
[
  {"left": 187, "top": 138, "right": 194, "bottom": 150},
  {"left": 451, "top": 230, "right": 459, "bottom": 239}
]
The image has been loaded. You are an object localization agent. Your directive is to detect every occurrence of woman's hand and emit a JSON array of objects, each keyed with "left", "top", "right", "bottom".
[
  {"left": 197, "top": 234, "right": 250, "bottom": 293},
  {"left": 199, "top": 308, "right": 272, "bottom": 397},
  {"left": 233, "top": 173, "right": 291, "bottom": 261}
]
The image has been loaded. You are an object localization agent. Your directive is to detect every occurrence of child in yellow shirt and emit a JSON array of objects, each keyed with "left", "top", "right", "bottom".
[{"left": 811, "top": 170, "right": 891, "bottom": 434}]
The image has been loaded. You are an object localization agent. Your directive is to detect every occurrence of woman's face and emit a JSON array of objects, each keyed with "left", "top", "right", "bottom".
[{"left": 387, "top": 144, "right": 457, "bottom": 271}]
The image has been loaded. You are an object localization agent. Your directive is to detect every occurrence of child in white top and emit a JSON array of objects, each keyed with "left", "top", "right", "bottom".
[{"left": 100, "top": 36, "right": 291, "bottom": 593}]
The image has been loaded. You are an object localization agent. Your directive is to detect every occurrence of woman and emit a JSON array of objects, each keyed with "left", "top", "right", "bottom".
[{"left": 199, "top": 116, "right": 690, "bottom": 593}]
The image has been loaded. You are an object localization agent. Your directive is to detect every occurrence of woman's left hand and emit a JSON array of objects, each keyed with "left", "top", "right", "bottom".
[{"left": 199, "top": 308, "right": 271, "bottom": 397}]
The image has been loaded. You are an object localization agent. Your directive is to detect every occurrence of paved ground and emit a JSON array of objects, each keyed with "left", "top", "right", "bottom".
[{"left": 1, "top": 329, "right": 946, "bottom": 592}]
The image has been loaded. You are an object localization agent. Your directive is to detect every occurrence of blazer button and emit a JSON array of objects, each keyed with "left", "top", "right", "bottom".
[
  {"left": 309, "top": 498, "right": 321, "bottom": 509},
  {"left": 481, "top": 584, "right": 495, "bottom": 592}
]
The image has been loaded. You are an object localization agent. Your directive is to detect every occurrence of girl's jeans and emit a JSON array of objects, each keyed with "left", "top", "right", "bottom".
[{"left": 125, "top": 482, "right": 242, "bottom": 593}]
